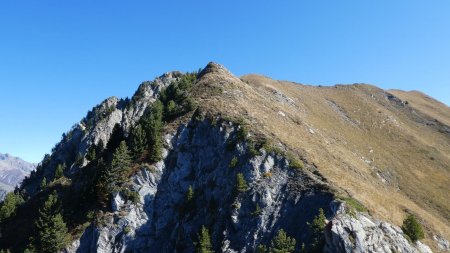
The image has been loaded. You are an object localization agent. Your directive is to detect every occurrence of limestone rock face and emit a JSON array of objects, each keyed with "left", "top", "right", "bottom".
[
  {"left": 434, "top": 235, "right": 450, "bottom": 251},
  {"left": 65, "top": 119, "right": 334, "bottom": 253},
  {"left": 324, "top": 202, "right": 433, "bottom": 253}
]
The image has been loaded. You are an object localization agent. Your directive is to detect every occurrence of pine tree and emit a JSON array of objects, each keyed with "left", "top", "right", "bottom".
[
  {"left": 105, "top": 124, "right": 125, "bottom": 161},
  {"left": 40, "top": 177, "right": 47, "bottom": 190},
  {"left": 54, "top": 163, "right": 64, "bottom": 179},
  {"left": 0, "top": 192, "right": 24, "bottom": 222},
  {"left": 166, "top": 100, "right": 177, "bottom": 118},
  {"left": 186, "top": 185, "right": 194, "bottom": 203},
  {"left": 257, "top": 245, "right": 268, "bottom": 253},
  {"left": 96, "top": 139, "right": 105, "bottom": 157},
  {"left": 111, "top": 140, "right": 132, "bottom": 181},
  {"left": 130, "top": 124, "right": 147, "bottom": 160},
  {"left": 86, "top": 144, "right": 97, "bottom": 161},
  {"left": 34, "top": 191, "right": 69, "bottom": 253},
  {"left": 269, "top": 229, "right": 296, "bottom": 253},
  {"left": 196, "top": 226, "right": 213, "bottom": 253},
  {"left": 23, "top": 248, "right": 35, "bottom": 253},
  {"left": 142, "top": 101, "right": 164, "bottom": 163},
  {"left": 402, "top": 214, "right": 424, "bottom": 242},
  {"left": 94, "top": 158, "right": 109, "bottom": 204},
  {"left": 98, "top": 141, "right": 132, "bottom": 196},
  {"left": 308, "top": 208, "right": 326, "bottom": 252}
]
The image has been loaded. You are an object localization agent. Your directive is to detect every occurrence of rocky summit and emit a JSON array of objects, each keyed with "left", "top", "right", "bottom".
[{"left": 0, "top": 62, "right": 449, "bottom": 253}]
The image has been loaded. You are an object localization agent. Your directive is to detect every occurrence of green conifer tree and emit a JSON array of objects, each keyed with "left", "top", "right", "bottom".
[
  {"left": 0, "top": 192, "right": 24, "bottom": 222},
  {"left": 94, "top": 158, "right": 109, "bottom": 204},
  {"left": 269, "top": 229, "right": 296, "bottom": 253},
  {"left": 308, "top": 208, "right": 326, "bottom": 252},
  {"left": 105, "top": 124, "right": 125, "bottom": 160},
  {"left": 40, "top": 178, "right": 47, "bottom": 190},
  {"left": 186, "top": 185, "right": 194, "bottom": 202},
  {"left": 402, "top": 214, "right": 424, "bottom": 242},
  {"left": 98, "top": 141, "right": 132, "bottom": 196},
  {"left": 235, "top": 173, "right": 248, "bottom": 193},
  {"left": 144, "top": 101, "right": 164, "bottom": 162},
  {"left": 86, "top": 144, "right": 97, "bottom": 162},
  {"left": 96, "top": 139, "right": 105, "bottom": 157},
  {"left": 34, "top": 191, "right": 69, "bottom": 253},
  {"left": 23, "top": 248, "right": 35, "bottom": 253},
  {"left": 196, "top": 225, "right": 213, "bottom": 253},
  {"left": 130, "top": 124, "right": 147, "bottom": 160},
  {"left": 54, "top": 163, "right": 64, "bottom": 179},
  {"left": 166, "top": 100, "right": 177, "bottom": 118}
]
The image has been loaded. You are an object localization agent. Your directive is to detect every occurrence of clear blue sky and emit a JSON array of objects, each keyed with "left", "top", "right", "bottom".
[{"left": 1, "top": 1, "right": 449, "bottom": 163}]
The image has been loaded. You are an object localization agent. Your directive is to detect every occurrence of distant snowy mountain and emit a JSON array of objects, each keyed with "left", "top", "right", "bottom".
[{"left": 0, "top": 153, "right": 36, "bottom": 199}]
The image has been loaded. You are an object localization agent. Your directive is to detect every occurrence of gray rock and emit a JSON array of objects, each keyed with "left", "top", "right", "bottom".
[
  {"left": 434, "top": 235, "right": 450, "bottom": 251},
  {"left": 66, "top": 119, "right": 334, "bottom": 253},
  {"left": 324, "top": 202, "right": 433, "bottom": 253}
]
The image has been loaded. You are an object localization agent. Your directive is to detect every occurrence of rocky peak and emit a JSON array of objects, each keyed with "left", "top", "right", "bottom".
[
  {"left": 3, "top": 63, "right": 448, "bottom": 253},
  {"left": 0, "top": 153, "right": 36, "bottom": 200},
  {"left": 198, "top": 62, "right": 228, "bottom": 76},
  {"left": 198, "top": 62, "right": 240, "bottom": 83}
]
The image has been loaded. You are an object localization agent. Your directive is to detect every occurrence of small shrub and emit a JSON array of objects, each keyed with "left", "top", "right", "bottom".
[
  {"left": 256, "top": 245, "right": 267, "bottom": 253},
  {"left": 236, "top": 126, "right": 248, "bottom": 142},
  {"left": 247, "top": 141, "right": 260, "bottom": 157},
  {"left": 251, "top": 204, "right": 262, "bottom": 217},
  {"left": 289, "top": 157, "right": 304, "bottom": 170},
  {"left": 166, "top": 100, "right": 177, "bottom": 117},
  {"left": 235, "top": 173, "right": 248, "bottom": 193},
  {"left": 263, "top": 143, "right": 285, "bottom": 156},
  {"left": 123, "top": 225, "right": 131, "bottom": 234},
  {"left": 124, "top": 190, "right": 140, "bottom": 205},
  {"left": 86, "top": 211, "right": 95, "bottom": 220},
  {"left": 184, "top": 97, "right": 197, "bottom": 111},
  {"left": 210, "top": 117, "right": 218, "bottom": 127},
  {"left": 402, "top": 214, "right": 424, "bottom": 242},
  {"left": 229, "top": 157, "right": 239, "bottom": 168},
  {"left": 338, "top": 197, "right": 367, "bottom": 215}
]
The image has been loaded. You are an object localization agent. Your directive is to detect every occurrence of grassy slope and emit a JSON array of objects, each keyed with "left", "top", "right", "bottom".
[{"left": 192, "top": 63, "right": 449, "bottom": 249}]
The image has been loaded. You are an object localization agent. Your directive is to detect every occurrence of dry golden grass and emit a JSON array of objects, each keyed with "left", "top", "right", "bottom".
[{"left": 192, "top": 63, "right": 450, "bottom": 250}]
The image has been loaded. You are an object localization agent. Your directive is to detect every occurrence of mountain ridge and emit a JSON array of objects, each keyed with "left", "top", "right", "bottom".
[{"left": 0, "top": 62, "right": 448, "bottom": 252}]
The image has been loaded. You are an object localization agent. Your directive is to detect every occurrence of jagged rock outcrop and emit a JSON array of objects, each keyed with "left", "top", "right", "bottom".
[
  {"left": 66, "top": 118, "right": 334, "bottom": 252},
  {"left": 324, "top": 202, "right": 433, "bottom": 253}
]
